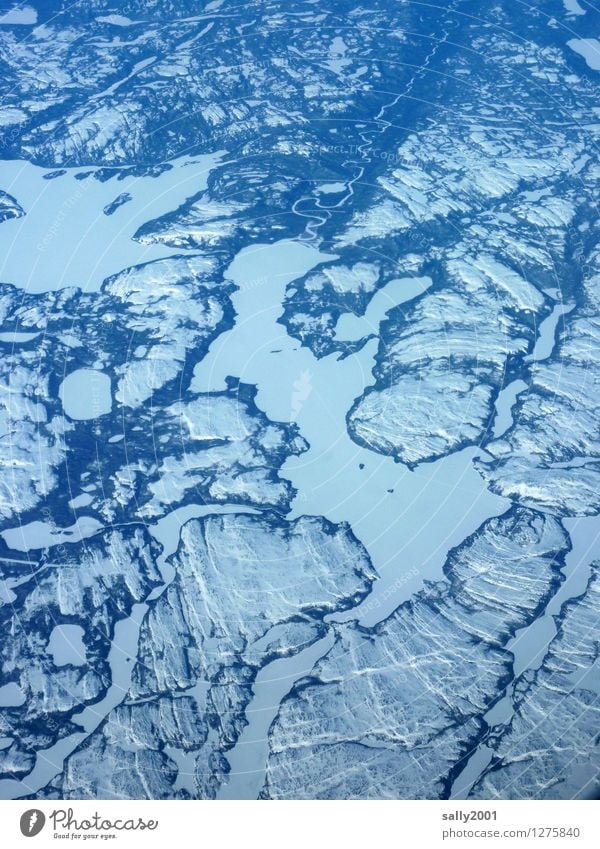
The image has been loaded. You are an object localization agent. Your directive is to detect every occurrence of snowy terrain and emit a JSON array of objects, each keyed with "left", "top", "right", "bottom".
[{"left": 0, "top": 0, "right": 599, "bottom": 800}]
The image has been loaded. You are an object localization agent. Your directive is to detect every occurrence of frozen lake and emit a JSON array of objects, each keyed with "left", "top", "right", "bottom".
[
  {"left": 568, "top": 38, "right": 600, "bottom": 71},
  {"left": 198, "top": 239, "right": 509, "bottom": 798},
  {"left": 47, "top": 624, "right": 87, "bottom": 667},
  {"left": 1, "top": 516, "right": 103, "bottom": 552},
  {"left": 193, "top": 240, "right": 507, "bottom": 622},
  {"left": 59, "top": 368, "right": 112, "bottom": 420},
  {"left": 334, "top": 275, "right": 432, "bottom": 342}
]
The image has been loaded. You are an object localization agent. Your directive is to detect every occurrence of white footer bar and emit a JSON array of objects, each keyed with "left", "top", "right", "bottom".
[{"left": 0, "top": 799, "right": 597, "bottom": 848}]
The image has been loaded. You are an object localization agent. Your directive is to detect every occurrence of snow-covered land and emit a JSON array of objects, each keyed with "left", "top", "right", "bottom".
[{"left": 0, "top": 0, "right": 598, "bottom": 801}]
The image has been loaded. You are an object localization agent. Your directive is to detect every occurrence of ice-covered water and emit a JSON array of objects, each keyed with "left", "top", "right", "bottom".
[
  {"left": 59, "top": 368, "right": 112, "bottom": 420},
  {"left": 201, "top": 239, "right": 509, "bottom": 794},
  {"left": 0, "top": 153, "right": 223, "bottom": 293},
  {"left": 217, "top": 632, "right": 335, "bottom": 800},
  {"left": 450, "top": 515, "right": 600, "bottom": 800},
  {"left": 194, "top": 241, "right": 507, "bottom": 618},
  {"left": 47, "top": 625, "right": 87, "bottom": 668},
  {"left": 1, "top": 517, "right": 103, "bottom": 552}
]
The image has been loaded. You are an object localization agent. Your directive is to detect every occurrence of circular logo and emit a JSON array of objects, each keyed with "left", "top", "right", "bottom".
[{"left": 20, "top": 810, "right": 46, "bottom": 837}]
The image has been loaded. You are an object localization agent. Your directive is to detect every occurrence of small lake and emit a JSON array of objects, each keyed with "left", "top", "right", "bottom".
[{"left": 59, "top": 368, "right": 112, "bottom": 420}]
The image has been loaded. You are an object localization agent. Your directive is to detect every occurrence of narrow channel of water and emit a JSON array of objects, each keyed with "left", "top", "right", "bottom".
[
  {"left": 449, "top": 517, "right": 600, "bottom": 800},
  {"left": 448, "top": 296, "right": 588, "bottom": 800},
  {"left": 217, "top": 632, "right": 335, "bottom": 800}
]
